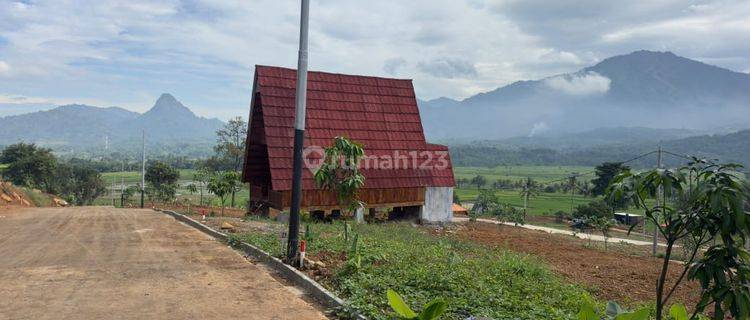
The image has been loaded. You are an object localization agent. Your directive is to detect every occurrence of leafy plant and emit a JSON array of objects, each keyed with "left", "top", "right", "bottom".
[
  {"left": 304, "top": 224, "right": 316, "bottom": 243},
  {"left": 578, "top": 301, "right": 650, "bottom": 320},
  {"left": 608, "top": 158, "right": 750, "bottom": 319},
  {"left": 592, "top": 217, "right": 615, "bottom": 250},
  {"left": 471, "top": 189, "right": 499, "bottom": 215},
  {"left": 497, "top": 203, "right": 525, "bottom": 226},
  {"left": 193, "top": 167, "right": 211, "bottom": 206},
  {"left": 214, "top": 116, "right": 247, "bottom": 207},
  {"left": 387, "top": 289, "right": 447, "bottom": 320},
  {"left": 344, "top": 222, "right": 352, "bottom": 242},
  {"left": 145, "top": 160, "right": 180, "bottom": 203},
  {"left": 314, "top": 136, "right": 366, "bottom": 216},
  {"left": 207, "top": 171, "right": 240, "bottom": 220},
  {"left": 519, "top": 177, "right": 539, "bottom": 218},
  {"left": 554, "top": 210, "right": 570, "bottom": 223}
]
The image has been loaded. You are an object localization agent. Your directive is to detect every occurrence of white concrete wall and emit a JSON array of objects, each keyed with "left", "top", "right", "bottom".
[{"left": 421, "top": 187, "right": 453, "bottom": 222}]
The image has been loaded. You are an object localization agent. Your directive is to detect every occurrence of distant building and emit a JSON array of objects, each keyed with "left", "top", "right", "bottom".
[
  {"left": 241, "top": 66, "right": 456, "bottom": 222},
  {"left": 452, "top": 203, "right": 469, "bottom": 216}
]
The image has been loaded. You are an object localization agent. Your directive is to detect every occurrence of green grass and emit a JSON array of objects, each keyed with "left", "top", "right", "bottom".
[
  {"left": 455, "top": 189, "right": 594, "bottom": 216},
  {"left": 454, "top": 165, "right": 593, "bottom": 183},
  {"left": 232, "top": 221, "right": 594, "bottom": 319},
  {"left": 20, "top": 187, "right": 53, "bottom": 206},
  {"left": 101, "top": 169, "right": 199, "bottom": 185}
]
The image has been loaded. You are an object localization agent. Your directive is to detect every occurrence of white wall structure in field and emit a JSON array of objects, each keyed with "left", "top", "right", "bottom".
[{"left": 421, "top": 187, "right": 453, "bottom": 222}]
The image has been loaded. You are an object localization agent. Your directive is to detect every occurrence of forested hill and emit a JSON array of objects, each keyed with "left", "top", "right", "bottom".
[
  {"left": 419, "top": 50, "right": 750, "bottom": 140},
  {"left": 449, "top": 130, "right": 750, "bottom": 169},
  {"left": 0, "top": 93, "right": 223, "bottom": 156}
]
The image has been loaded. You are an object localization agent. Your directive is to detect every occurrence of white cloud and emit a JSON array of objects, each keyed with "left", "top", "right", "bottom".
[
  {"left": 0, "top": 61, "right": 9, "bottom": 75},
  {"left": 528, "top": 122, "right": 549, "bottom": 137},
  {"left": 0, "top": 93, "right": 50, "bottom": 105},
  {"left": 0, "top": 0, "right": 747, "bottom": 117},
  {"left": 0, "top": 93, "right": 124, "bottom": 108},
  {"left": 383, "top": 58, "right": 407, "bottom": 75},
  {"left": 544, "top": 71, "right": 611, "bottom": 95}
]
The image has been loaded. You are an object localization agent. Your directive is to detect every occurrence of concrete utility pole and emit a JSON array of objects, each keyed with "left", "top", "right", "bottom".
[
  {"left": 287, "top": 0, "right": 310, "bottom": 264},
  {"left": 112, "top": 174, "right": 116, "bottom": 207},
  {"left": 141, "top": 130, "right": 146, "bottom": 209},
  {"left": 653, "top": 146, "right": 663, "bottom": 256},
  {"left": 120, "top": 161, "right": 125, "bottom": 207}
]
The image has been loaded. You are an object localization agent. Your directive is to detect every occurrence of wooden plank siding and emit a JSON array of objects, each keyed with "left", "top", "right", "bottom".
[{"left": 261, "top": 187, "right": 425, "bottom": 211}]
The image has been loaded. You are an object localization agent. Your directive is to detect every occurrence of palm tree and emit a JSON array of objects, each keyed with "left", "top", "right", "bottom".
[{"left": 519, "top": 177, "right": 538, "bottom": 217}]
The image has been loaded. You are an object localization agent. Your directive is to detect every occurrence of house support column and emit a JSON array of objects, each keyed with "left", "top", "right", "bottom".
[{"left": 421, "top": 187, "right": 453, "bottom": 223}]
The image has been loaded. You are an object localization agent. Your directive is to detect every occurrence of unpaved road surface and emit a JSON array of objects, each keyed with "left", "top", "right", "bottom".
[{"left": 0, "top": 207, "right": 328, "bottom": 320}]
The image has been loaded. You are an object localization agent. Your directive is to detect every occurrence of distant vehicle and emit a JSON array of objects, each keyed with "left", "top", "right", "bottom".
[{"left": 614, "top": 212, "right": 642, "bottom": 226}]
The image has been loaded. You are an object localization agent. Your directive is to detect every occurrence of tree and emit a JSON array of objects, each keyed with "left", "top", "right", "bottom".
[
  {"left": 592, "top": 216, "right": 615, "bottom": 250},
  {"left": 67, "top": 164, "right": 107, "bottom": 206},
  {"left": 207, "top": 171, "right": 240, "bottom": 220},
  {"left": 472, "top": 189, "right": 499, "bottom": 215},
  {"left": 313, "top": 136, "right": 366, "bottom": 219},
  {"left": 608, "top": 158, "right": 750, "bottom": 320},
  {"left": 577, "top": 181, "right": 593, "bottom": 197},
  {"left": 470, "top": 175, "right": 487, "bottom": 190},
  {"left": 572, "top": 200, "right": 612, "bottom": 220},
  {"left": 122, "top": 186, "right": 140, "bottom": 206},
  {"left": 519, "top": 177, "right": 538, "bottom": 217},
  {"left": 498, "top": 203, "right": 524, "bottom": 226},
  {"left": 214, "top": 116, "right": 247, "bottom": 207},
  {"left": 592, "top": 162, "right": 629, "bottom": 196},
  {"left": 456, "top": 177, "right": 469, "bottom": 189},
  {"left": 202, "top": 155, "right": 233, "bottom": 172},
  {"left": 145, "top": 161, "right": 180, "bottom": 204},
  {"left": 0, "top": 143, "right": 57, "bottom": 193},
  {"left": 193, "top": 166, "right": 211, "bottom": 206}
]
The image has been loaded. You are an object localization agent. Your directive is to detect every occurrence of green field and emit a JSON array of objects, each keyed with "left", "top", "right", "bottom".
[
  {"left": 101, "top": 169, "right": 199, "bottom": 185},
  {"left": 453, "top": 165, "right": 597, "bottom": 215},
  {"left": 454, "top": 165, "right": 593, "bottom": 183},
  {"left": 99, "top": 166, "right": 601, "bottom": 215},
  {"left": 455, "top": 189, "right": 594, "bottom": 216}
]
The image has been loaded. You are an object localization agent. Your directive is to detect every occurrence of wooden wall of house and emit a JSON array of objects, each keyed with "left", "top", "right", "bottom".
[
  {"left": 243, "top": 94, "right": 272, "bottom": 186},
  {"left": 270, "top": 187, "right": 426, "bottom": 210}
]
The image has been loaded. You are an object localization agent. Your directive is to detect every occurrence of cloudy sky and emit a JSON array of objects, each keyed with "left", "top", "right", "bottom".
[{"left": 0, "top": 0, "right": 748, "bottom": 120}]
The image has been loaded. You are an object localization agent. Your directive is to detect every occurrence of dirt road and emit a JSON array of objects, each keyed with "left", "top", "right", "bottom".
[{"left": 0, "top": 207, "right": 328, "bottom": 320}]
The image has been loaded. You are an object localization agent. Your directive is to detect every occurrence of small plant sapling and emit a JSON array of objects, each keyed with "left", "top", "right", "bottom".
[{"left": 387, "top": 289, "right": 447, "bottom": 320}]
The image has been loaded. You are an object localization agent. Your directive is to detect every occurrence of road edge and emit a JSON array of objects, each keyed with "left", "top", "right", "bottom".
[{"left": 156, "top": 209, "right": 365, "bottom": 319}]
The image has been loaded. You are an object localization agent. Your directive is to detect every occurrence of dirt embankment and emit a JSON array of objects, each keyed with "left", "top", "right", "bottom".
[{"left": 0, "top": 180, "right": 67, "bottom": 209}]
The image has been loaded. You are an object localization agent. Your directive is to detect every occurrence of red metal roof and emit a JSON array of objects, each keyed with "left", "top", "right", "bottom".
[{"left": 246, "top": 65, "right": 455, "bottom": 191}]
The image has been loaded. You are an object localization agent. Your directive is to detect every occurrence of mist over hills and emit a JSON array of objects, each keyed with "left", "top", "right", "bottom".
[
  {"left": 419, "top": 50, "right": 750, "bottom": 141},
  {"left": 449, "top": 129, "right": 750, "bottom": 170},
  {"left": 0, "top": 93, "right": 224, "bottom": 155}
]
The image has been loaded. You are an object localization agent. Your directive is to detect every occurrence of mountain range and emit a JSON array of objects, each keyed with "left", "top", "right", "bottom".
[
  {"left": 449, "top": 129, "right": 750, "bottom": 170},
  {"left": 0, "top": 93, "right": 224, "bottom": 153},
  {"left": 2, "top": 50, "right": 749, "bottom": 164},
  {"left": 419, "top": 50, "right": 750, "bottom": 141}
]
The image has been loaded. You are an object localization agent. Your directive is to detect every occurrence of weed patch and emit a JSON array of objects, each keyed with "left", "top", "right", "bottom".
[{"left": 235, "top": 221, "right": 593, "bottom": 319}]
